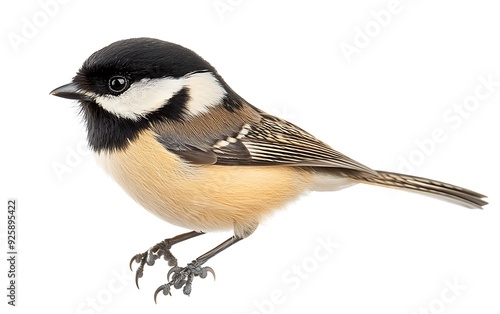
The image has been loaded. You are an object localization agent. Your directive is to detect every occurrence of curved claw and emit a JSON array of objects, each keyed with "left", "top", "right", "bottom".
[
  {"left": 157, "top": 263, "right": 217, "bottom": 297},
  {"left": 203, "top": 266, "right": 216, "bottom": 280},
  {"left": 154, "top": 284, "right": 170, "bottom": 304},
  {"left": 129, "top": 253, "right": 142, "bottom": 271},
  {"left": 167, "top": 266, "right": 182, "bottom": 282},
  {"left": 135, "top": 266, "right": 144, "bottom": 289},
  {"left": 129, "top": 257, "right": 135, "bottom": 271}
]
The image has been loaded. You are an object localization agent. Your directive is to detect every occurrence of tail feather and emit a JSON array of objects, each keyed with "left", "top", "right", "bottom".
[{"left": 349, "top": 170, "right": 488, "bottom": 209}]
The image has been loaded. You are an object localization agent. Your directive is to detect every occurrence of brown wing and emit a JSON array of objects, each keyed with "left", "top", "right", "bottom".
[
  {"left": 216, "top": 113, "right": 376, "bottom": 174},
  {"left": 153, "top": 104, "right": 376, "bottom": 174}
]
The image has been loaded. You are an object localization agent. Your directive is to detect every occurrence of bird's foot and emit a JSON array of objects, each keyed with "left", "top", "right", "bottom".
[
  {"left": 129, "top": 240, "right": 178, "bottom": 288},
  {"left": 154, "top": 260, "right": 215, "bottom": 301}
]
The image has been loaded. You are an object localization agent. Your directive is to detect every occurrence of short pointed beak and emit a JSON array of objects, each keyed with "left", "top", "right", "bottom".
[{"left": 50, "top": 82, "right": 93, "bottom": 101}]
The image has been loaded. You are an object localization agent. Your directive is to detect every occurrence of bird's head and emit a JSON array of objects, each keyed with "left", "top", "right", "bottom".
[{"left": 51, "top": 37, "right": 245, "bottom": 152}]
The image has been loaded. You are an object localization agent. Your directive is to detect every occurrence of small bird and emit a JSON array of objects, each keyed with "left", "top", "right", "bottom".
[{"left": 51, "top": 37, "right": 487, "bottom": 301}]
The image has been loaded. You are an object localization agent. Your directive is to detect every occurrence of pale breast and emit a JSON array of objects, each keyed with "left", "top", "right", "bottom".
[{"left": 95, "top": 129, "right": 313, "bottom": 237}]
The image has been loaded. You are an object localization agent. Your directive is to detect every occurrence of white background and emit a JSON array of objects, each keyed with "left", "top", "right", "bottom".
[{"left": 1, "top": 0, "right": 499, "bottom": 313}]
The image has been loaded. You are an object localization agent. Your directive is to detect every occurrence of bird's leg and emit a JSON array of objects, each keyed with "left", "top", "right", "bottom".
[
  {"left": 130, "top": 231, "right": 204, "bottom": 288},
  {"left": 154, "top": 235, "right": 243, "bottom": 301}
]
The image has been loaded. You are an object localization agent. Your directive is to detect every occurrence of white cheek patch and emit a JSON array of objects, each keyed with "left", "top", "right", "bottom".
[
  {"left": 94, "top": 78, "right": 184, "bottom": 120},
  {"left": 93, "top": 72, "right": 226, "bottom": 120},
  {"left": 183, "top": 72, "right": 227, "bottom": 116}
]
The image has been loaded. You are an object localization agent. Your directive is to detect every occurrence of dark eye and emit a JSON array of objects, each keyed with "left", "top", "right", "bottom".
[{"left": 108, "top": 76, "right": 129, "bottom": 93}]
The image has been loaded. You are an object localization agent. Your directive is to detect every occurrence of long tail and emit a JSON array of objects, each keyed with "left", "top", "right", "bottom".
[{"left": 348, "top": 170, "right": 488, "bottom": 209}]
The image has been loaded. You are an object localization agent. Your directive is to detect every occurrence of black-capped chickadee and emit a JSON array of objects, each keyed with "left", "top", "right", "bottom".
[{"left": 50, "top": 38, "right": 487, "bottom": 301}]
